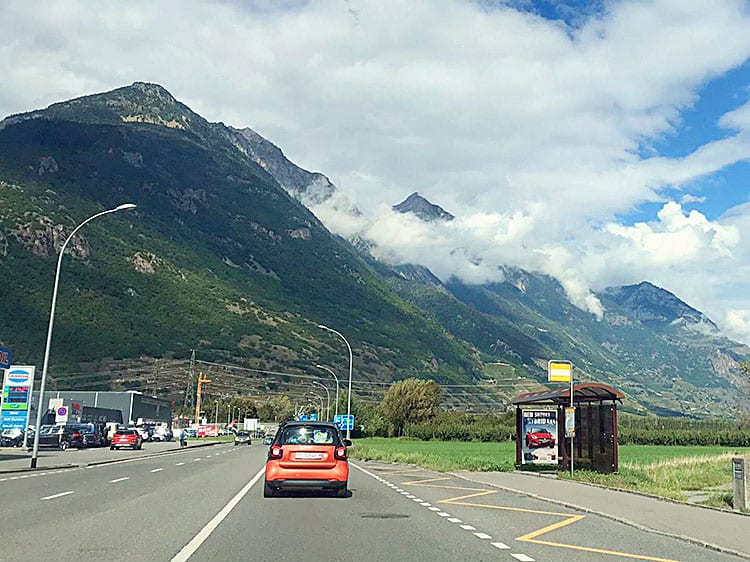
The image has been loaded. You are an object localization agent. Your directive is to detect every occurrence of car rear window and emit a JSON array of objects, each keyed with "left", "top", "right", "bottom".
[
  {"left": 236, "top": 431, "right": 249, "bottom": 436},
  {"left": 116, "top": 430, "right": 136, "bottom": 435},
  {"left": 279, "top": 425, "right": 336, "bottom": 445}
]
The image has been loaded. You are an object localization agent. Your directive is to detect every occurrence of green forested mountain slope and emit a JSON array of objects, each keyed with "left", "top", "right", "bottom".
[{"left": 0, "top": 83, "right": 478, "bottom": 383}]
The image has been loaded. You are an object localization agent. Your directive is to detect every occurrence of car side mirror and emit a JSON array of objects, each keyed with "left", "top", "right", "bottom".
[{"left": 343, "top": 439, "right": 352, "bottom": 447}]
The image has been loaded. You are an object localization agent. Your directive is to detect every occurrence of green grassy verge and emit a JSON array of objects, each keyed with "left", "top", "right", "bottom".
[
  {"left": 351, "top": 438, "right": 750, "bottom": 508},
  {"left": 351, "top": 438, "right": 516, "bottom": 472}
]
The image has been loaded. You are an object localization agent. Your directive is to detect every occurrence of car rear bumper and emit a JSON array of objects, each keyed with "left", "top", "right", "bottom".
[{"left": 268, "top": 479, "right": 347, "bottom": 491}]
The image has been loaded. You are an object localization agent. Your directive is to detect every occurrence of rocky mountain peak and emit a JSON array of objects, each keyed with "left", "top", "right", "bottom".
[
  {"left": 1, "top": 82, "right": 195, "bottom": 131},
  {"left": 601, "top": 281, "right": 716, "bottom": 331},
  {"left": 393, "top": 192, "right": 455, "bottom": 222}
]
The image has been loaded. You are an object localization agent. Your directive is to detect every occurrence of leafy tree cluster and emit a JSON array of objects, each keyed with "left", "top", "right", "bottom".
[{"left": 380, "top": 378, "right": 442, "bottom": 436}]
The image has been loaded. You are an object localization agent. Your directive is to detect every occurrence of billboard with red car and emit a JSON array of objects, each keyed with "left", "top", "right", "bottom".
[{"left": 521, "top": 409, "right": 558, "bottom": 465}]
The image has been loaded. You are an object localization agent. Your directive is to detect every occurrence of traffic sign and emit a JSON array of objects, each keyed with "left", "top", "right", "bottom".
[
  {"left": 547, "top": 360, "right": 572, "bottom": 383},
  {"left": 333, "top": 414, "right": 354, "bottom": 431}
]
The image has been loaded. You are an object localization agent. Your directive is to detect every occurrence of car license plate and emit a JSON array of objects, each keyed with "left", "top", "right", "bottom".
[{"left": 295, "top": 452, "right": 323, "bottom": 460}]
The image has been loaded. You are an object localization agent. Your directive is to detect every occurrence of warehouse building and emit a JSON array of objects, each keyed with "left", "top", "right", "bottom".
[{"left": 28, "top": 390, "right": 172, "bottom": 427}]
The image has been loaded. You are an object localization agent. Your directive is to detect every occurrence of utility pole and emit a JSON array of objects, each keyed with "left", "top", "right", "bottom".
[
  {"left": 194, "top": 372, "right": 211, "bottom": 425},
  {"left": 184, "top": 349, "right": 196, "bottom": 408}
]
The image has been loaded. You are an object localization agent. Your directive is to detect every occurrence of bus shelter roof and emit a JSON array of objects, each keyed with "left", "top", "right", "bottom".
[{"left": 512, "top": 383, "right": 624, "bottom": 406}]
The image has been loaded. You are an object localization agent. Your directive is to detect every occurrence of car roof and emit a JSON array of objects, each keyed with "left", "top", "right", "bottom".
[{"left": 281, "top": 421, "right": 339, "bottom": 428}]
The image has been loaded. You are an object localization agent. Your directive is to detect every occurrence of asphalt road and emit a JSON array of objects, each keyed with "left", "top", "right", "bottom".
[{"left": 0, "top": 444, "right": 744, "bottom": 562}]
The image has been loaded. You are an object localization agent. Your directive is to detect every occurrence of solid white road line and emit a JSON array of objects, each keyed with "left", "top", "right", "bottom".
[
  {"left": 170, "top": 466, "right": 265, "bottom": 562},
  {"left": 473, "top": 532, "right": 492, "bottom": 540},
  {"left": 150, "top": 468, "right": 164, "bottom": 473},
  {"left": 510, "top": 555, "right": 535, "bottom": 562},
  {"left": 109, "top": 477, "right": 130, "bottom": 483},
  {"left": 41, "top": 491, "right": 75, "bottom": 501},
  {"left": 491, "top": 542, "right": 510, "bottom": 550}
]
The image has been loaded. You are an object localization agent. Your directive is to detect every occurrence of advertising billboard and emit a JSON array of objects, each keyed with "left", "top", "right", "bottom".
[
  {"left": 0, "top": 366, "right": 34, "bottom": 430},
  {"left": 521, "top": 409, "right": 558, "bottom": 465},
  {"left": 197, "top": 425, "right": 218, "bottom": 437}
]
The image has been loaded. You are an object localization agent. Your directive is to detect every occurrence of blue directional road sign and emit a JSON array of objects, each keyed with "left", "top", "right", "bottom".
[{"left": 333, "top": 414, "right": 354, "bottom": 431}]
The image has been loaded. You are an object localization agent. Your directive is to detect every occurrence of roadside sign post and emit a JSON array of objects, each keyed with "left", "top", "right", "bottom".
[
  {"left": 548, "top": 360, "right": 574, "bottom": 475},
  {"left": 1, "top": 366, "right": 34, "bottom": 447}
]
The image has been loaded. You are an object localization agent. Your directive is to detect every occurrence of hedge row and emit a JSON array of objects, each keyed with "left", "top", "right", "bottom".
[
  {"left": 618, "top": 428, "right": 750, "bottom": 447},
  {"left": 406, "top": 421, "right": 515, "bottom": 442}
]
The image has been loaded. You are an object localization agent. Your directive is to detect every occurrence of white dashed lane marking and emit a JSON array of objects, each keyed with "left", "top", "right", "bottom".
[
  {"left": 510, "top": 554, "right": 535, "bottom": 562},
  {"left": 40, "top": 491, "right": 74, "bottom": 501},
  {"left": 150, "top": 468, "right": 164, "bottom": 473},
  {"left": 447, "top": 518, "right": 462, "bottom": 523},
  {"left": 428, "top": 507, "right": 441, "bottom": 511},
  {"left": 460, "top": 524, "right": 476, "bottom": 531},
  {"left": 473, "top": 532, "right": 492, "bottom": 540},
  {"left": 176, "top": 462, "right": 185, "bottom": 466},
  {"left": 492, "top": 542, "right": 510, "bottom": 550},
  {"left": 109, "top": 477, "right": 130, "bottom": 483}
]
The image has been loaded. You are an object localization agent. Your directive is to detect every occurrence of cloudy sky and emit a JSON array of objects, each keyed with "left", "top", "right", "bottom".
[{"left": 2, "top": 0, "right": 750, "bottom": 340}]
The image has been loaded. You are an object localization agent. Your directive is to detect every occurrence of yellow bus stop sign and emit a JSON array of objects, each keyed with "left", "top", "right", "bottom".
[{"left": 547, "top": 360, "right": 572, "bottom": 383}]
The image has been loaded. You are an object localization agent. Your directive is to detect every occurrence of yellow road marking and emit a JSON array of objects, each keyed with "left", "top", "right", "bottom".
[{"left": 397, "top": 473, "right": 680, "bottom": 562}]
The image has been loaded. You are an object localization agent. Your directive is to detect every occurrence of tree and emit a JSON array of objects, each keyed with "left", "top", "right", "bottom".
[
  {"left": 382, "top": 378, "right": 442, "bottom": 436},
  {"left": 257, "top": 395, "right": 294, "bottom": 422}
]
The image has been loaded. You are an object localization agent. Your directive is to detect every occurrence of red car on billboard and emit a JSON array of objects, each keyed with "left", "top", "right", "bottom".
[{"left": 525, "top": 425, "right": 556, "bottom": 448}]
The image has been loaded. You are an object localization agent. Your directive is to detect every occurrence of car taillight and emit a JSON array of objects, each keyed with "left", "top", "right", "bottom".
[
  {"left": 72, "top": 433, "right": 81, "bottom": 438},
  {"left": 334, "top": 446, "right": 347, "bottom": 460},
  {"left": 269, "top": 445, "right": 283, "bottom": 459}
]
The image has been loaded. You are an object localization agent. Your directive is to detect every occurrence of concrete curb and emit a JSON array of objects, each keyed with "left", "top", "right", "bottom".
[
  {"left": 0, "top": 463, "right": 78, "bottom": 475},
  {"left": 451, "top": 471, "right": 750, "bottom": 561}
]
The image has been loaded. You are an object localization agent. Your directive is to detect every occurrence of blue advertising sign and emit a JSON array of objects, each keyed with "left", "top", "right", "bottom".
[
  {"left": 0, "top": 347, "right": 12, "bottom": 369},
  {"left": 333, "top": 414, "right": 354, "bottom": 431},
  {"left": 1, "top": 366, "right": 34, "bottom": 430}
]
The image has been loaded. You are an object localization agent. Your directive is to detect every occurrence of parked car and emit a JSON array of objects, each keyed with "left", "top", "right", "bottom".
[
  {"left": 111, "top": 429, "right": 143, "bottom": 450},
  {"left": 151, "top": 426, "right": 173, "bottom": 441},
  {"left": 0, "top": 428, "right": 25, "bottom": 447},
  {"left": 264, "top": 421, "right": 350, "bottom": 498},
  {"left": 79, "top": 424, "right": 104, "bottom": 448},
  {"left": 234, "top": 431, "right": 251, "bottom": 446},
  {"left": 525, "top": 426, "right": 556, "bottom": 448},
  {"left": 32, "top": 425, "right": 85, "bottom": 450}
]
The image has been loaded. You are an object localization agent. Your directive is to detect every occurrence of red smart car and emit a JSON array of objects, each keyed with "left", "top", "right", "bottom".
[{"left": 264, "top": 421, "right": 350, "bottom": 498}]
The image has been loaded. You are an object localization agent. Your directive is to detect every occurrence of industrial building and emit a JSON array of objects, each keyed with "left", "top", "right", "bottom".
[{"left": 29, "top": 390, "right": 172, "bottom": 427}]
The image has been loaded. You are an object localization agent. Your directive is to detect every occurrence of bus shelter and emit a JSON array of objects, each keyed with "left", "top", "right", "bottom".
[{"left": 512, "top": 383, "right": 624, "bottom": 473}]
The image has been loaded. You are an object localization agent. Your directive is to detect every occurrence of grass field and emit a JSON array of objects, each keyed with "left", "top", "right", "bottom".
[{"left": 350, "top": 438, "right": 750, "bottom": 508}]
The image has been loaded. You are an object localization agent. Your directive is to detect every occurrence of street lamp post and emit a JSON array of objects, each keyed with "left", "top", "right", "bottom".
[
  {"left": 308, "top": 391, "right": 324, "bottom": 420},
  {"left": 30, "top": 203, "right": 137, "bottom": 468},
  {"left": 310, "top": 380, "right": 330, "bottom": 421},
  {"left": 317, "top": 325, "right": 353, "bottom": 440},
  {"left": 315, "top": 364, "right": 339, "bottom": 419}
]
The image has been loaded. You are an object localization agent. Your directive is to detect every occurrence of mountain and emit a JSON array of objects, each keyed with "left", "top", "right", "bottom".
[
  {"left": 601, "top": 281, "right": 717, "bottom": 332},
  {"left": 226, "top": 126, "right": 336, "bottom": 205},
  {"left": 1, "top": 82, "right": 746, "bottom": 418},
  {"left": 393, "top": 192, "right": 455, "bottom": 222},
  {"left": 0, "top": 82, "right": 479, "bottom": 389}
]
